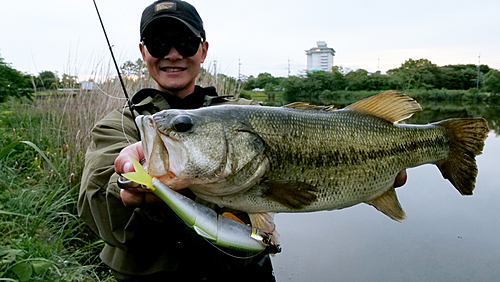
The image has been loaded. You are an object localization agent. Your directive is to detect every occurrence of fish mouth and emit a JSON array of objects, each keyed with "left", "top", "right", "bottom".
[
  {"left": 142, "top": 133, "right": 189, "bottom": 190},
  {"left": 158, "top": 134, "right": 190, "bottom": 189},
  {"left": 136, "top": 115, "right": 179, "bottom": 188}
]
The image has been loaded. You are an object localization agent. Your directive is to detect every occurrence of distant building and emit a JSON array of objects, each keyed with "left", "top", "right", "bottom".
[
  {"left": 252, "top": 88, "right": 265, "bottom": 92},
  {"left": 80, "top": 81, "right": 94, "bottom": 91},
  {"left": 306, "top": 41, "right": 335, "bottom": 72}
]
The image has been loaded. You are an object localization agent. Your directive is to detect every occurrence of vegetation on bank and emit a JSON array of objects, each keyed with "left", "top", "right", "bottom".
[
  {"left": 0, "top": 57, "right": 33, "bottom": 103},
  {"left": 3, "top": 54, "right": 500, "bottom": 106},
  {"left": 242, "top": 59, "right": 500, "bottom": 105},
  {"left": 0, "top": 95, "right": 118, "bottom": 281}
]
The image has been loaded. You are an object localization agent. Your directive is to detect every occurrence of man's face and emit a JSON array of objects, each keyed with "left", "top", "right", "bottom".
[{"left": 140, "top": 19, "right": 208, "bottom": 98}]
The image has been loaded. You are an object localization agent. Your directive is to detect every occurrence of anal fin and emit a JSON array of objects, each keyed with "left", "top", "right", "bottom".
[
  {"left": 365, "top": 187, "right": 406, "bottom": 222},
  {"left": 249, "top": 212, "right": 280, "bottom": 246}
]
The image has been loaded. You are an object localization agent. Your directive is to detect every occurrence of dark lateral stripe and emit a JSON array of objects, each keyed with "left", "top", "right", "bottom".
[{"left": 266, "top": 135, "right": 447, "bottom": 168}]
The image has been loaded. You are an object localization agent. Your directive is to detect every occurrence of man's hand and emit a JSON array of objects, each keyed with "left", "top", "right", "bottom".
[
  {"left": 394, "top": 169, "right": 407, "bottom": 188},
  {"left": 115, "top": 142, "right": 162, "bottom": 207}
]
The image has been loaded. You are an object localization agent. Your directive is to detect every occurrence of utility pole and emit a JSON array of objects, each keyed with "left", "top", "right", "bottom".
[
  {"left": 378, "top": 56, "right": 380, "bottom": 71},
  {"left": 288, "top": 58, "right": 291, "bottom": 77},
  {"left": 214, "top": 60, "right": 217, "bottom": 86},
  {"left": 238, "top": 57, "right": 241, "bottom": 81}
]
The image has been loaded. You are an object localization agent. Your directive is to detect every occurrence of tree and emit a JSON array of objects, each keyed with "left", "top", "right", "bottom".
[
  {"left": 387, "top": 59, "right": 439, "bottom": 90},
  {"left": 283, "top": 67, "right": 347, "bottom": 103},
  {"left": 439, "top": 64, "right": 490, "bottom": 90},
  {"left": 35, "top": 71, "right": 59, "bottom": 90},
  {"left": 121, "top": 59, "right": 148, "bottom": 79},
  {"left": 0, "top": 56, "right": 33, "bottom": 102},
  {"left": 60, "top": 73, "right": 79, "bottom": 89},
  {"left": 367, "top": 71, "right": 390, "bottom": 90},
  {"left": 438, "top": 66, "right": 465, "bottom": 90},
  {"left": 482, "top": 69, "right": 500, "bottom": 93},
  {"left": 242, "top": 75, "right": 257, "bottom": 90},
  {"left": 345, "top": 69, "right": 369, "bottom": 91},
  {"left": 308, "top": 67, "right": 346, "bottom": 91},
  {"left": 282, "top": 75, "right": 303, "bottom": 103},
  {"left": 242, "top": 72, "right": 280, "bottom": 90},
  {"left": 264, "top": 83, "right": 275, "bottom": 102}
]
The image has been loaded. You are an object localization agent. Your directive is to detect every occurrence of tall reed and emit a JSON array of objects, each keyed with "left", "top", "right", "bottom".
[{"left": 0, "top": 58, "right": 242, "bottom": 281}]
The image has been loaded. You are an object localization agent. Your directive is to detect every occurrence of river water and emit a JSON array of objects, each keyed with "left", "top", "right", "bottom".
[{"left": 271, "top": 102, "right": 500, "bottom": 281}]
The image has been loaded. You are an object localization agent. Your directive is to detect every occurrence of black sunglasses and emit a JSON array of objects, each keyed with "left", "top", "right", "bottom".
[{"left": 143, "top": 35, "right": 202, "bottom": 58}]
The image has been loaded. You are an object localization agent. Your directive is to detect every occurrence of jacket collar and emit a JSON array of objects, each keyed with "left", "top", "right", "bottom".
[{"left": 132, "top": 86, "right": 222, "bottom": 114}]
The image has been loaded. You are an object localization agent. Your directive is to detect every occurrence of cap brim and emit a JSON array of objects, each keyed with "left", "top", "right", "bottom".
[{"left": 141, "top": 15, "right": 201, "bottom": 39}]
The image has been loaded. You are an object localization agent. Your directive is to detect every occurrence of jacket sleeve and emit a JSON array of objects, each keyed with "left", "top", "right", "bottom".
[{"left": 77, "top": 108, "right": 142, "bottom": 250}]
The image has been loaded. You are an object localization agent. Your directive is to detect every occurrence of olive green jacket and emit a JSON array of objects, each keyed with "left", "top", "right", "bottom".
[{"left": 77, "top": 86, "right": 262, "bottom": 276}]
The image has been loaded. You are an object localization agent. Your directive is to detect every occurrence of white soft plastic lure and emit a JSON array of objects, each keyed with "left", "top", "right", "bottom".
[{"left": 122, "top": 155, "right": 280, "bottom": 253}]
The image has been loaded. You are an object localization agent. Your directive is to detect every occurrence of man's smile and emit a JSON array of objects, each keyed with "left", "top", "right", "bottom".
[{"left": 160, "top": 67, "right": 187, "bottom": 72}]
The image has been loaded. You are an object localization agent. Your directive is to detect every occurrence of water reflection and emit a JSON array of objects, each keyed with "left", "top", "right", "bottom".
[
  {"left": 271, "top": 103, "right": 500, "bottom": 281},
  {"left": 407, "top": 101, "right": 500, "bottom": 136}
]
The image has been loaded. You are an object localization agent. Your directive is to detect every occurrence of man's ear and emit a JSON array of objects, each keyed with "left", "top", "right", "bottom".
[
  {"left": 139, "top": 42, "right": 147, "bottom": 61},
  {"left": 200, "top": 41, "right": 209, "bottom": 63}
]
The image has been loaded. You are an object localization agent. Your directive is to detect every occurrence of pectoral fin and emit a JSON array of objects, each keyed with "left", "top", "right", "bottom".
[
  {"left": 262, "top": 180, "right": 318, "bottom": 209},
  {"left": 365, "top": 187, "right": 406, "bottom": 222}
]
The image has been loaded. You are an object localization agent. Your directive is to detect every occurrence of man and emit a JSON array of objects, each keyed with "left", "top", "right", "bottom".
[
  {"left": 78, "top": 1, "right": 274, "bottom": 281},
  {"left": 78, "top": 1, "right": 407, "bottom": 281}
]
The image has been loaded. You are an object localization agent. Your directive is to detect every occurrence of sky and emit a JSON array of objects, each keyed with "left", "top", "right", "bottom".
[{"left": 0, "top": 0, "right": 498, "bottom": 81}]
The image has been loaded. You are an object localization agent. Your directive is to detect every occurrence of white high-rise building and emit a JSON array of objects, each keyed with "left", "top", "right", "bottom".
[{"left": 306, "top": 41, "right": 335, "bottom": 72}]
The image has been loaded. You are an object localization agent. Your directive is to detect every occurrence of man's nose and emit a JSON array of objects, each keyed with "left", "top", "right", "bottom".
[{"left": 164, "top": 46, "right": 183, "bottom": 60}]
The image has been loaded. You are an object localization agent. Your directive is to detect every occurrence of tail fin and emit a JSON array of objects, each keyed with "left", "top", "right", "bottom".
[{"left": 436, "top": 118, "right": 489, "bottom": 195}]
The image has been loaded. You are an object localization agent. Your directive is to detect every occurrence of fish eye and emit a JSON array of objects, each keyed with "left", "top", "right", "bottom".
[{"left": 172, "top": 115, "right": 193, "bottom": 132}]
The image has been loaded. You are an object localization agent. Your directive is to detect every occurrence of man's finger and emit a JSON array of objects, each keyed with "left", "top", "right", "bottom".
[
  {"left": 120, "top": 189, "right": 163, "bottom": 207},
  {"left": 395, "top": 169, "right": 407, "bottom": 188},
  {"left": 117, "top": 176, "right": 141, "bottom": 189},
  {"left": 120, "top": 189, "right": 145, "bottom": 207},
  {"left": 115, "top": 141, "right": 144, "bottom": 174}
]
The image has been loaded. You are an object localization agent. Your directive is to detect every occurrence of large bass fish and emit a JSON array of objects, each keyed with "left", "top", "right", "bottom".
[{"left": 136, "top": 90, "right": 489, "bottom": 243}]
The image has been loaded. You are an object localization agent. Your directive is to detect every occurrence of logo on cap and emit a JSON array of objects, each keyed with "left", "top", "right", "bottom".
[{"left": 155, "top": 2, "right": 177, "bottom": 12}]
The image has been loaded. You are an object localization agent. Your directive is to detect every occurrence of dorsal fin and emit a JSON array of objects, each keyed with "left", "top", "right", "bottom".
[
  {"left": 344, "top": 90, "right": 422, "bottom": 123},
  {"left": 284, "top": 102, "right": 336, "bottom": 111}
]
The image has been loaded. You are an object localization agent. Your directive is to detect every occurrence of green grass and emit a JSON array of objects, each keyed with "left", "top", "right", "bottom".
[
  {"left": 240, "top": 90, "right": 285, "bottom": 106},
  {"left": 0, "top": 98, "right": 114, "bottom": 281}
]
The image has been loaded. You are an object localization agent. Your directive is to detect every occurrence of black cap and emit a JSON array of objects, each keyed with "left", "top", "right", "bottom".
[{"left": 140, "top": 1, "right": 205, "bottom": 40}]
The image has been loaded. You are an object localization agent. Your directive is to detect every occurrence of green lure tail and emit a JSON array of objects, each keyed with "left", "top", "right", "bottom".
[{"left": 121, "top": 155, "right": 154, "bottom": 191}]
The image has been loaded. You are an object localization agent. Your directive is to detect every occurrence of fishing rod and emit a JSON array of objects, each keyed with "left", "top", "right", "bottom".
[{"left": 92, "top": 0, "right": 141, "bottom": 140}]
